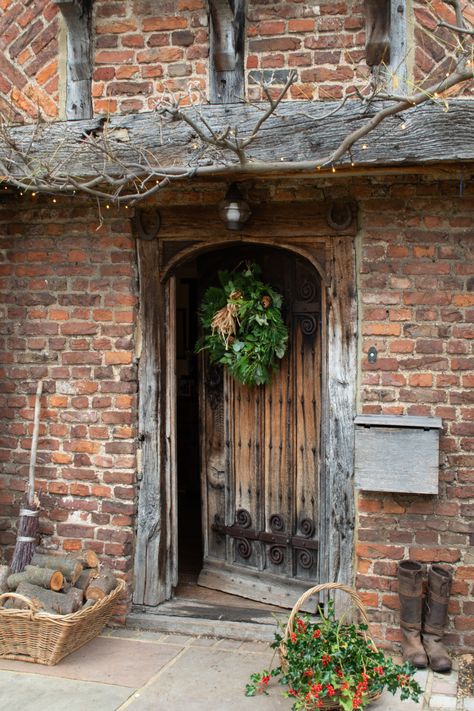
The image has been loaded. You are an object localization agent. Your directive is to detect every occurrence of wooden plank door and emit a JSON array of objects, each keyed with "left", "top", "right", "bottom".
[{"left": 198, "top": 250, "right": 323, "bottom": 607}]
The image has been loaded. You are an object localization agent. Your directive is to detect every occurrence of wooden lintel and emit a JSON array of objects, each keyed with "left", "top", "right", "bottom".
[
  {"left": 3, "top": 100, "right": 474, "bottom": 181},
  {"left": 55, "top": 0, "right": 92, "bottom": 120}
]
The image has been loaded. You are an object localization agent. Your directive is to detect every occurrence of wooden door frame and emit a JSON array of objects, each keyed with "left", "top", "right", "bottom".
[{"left": 133, "top": 226, "right": 357, "bottom": 612}]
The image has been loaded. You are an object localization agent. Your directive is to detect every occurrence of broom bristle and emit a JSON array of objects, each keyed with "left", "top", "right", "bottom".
[{"left": 10, "top": 504, "right": 39, "bottom": 574}]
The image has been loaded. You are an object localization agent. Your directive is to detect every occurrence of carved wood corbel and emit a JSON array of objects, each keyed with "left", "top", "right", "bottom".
[
  {"left": 132, "top": 209, "right": 161, "bottom": 241},
  {"left": 208, "top": 0, "right": 245, "bottom": 103},
  {"left": 55, "top": 0, "right": 92, "bottom": 120},
  {"left": 364, "top": 0, "right": 391, "bottom": 66}
]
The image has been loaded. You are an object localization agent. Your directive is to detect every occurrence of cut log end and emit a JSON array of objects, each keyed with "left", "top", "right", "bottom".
[
  {"left": 85, "top": 572, "right": 117, "bottom": 601},
  {"left": 75, "top": 550, "right": 99, "bottom": 569}
]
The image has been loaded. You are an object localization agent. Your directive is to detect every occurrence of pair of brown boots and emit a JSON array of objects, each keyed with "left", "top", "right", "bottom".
[{"left": 398, "top": 560, "right": 452, "bottom": 673}]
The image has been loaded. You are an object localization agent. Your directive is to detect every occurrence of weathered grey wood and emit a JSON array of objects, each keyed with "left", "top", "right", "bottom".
[
  {"left": 133, "top": 236, "right": 164, "bottom": 606},
  {"left": 2, "top": 101, "right": 474, "bottom": 181},
  {"left": 141, "top": 597, "right": 284, "bottom": 623},
  {"left": 364, "top": 0, "right": 391, "bottom": 66},
  {"left": 127, "top": 610, "right": 276, "bottom": 641},
  {"left": 198, "top": 251, "right": 322, "bottom": 602},
  {"left": 55, "top": 0, "right": 92, "bottom": 120},
  {"left": 325, "top": 237, "right": 357, "bottom": 613},
  {"left": 355, "top": 426, "right": 440, "bottom": 494},
  {"left": 355, "top": 414, "right": 442, "bottom": 429},
  {"left": 209, "top": 0, "right": 245, "bottom": 103},
  {"left": 389, "top": 0, "right": 409, "bottom": 94},
  {"left": 198, "top": 560, "right": 318, "bottom": 611},
  {"left": 165, "top": 277, "right": 178, "bottom": 591}
]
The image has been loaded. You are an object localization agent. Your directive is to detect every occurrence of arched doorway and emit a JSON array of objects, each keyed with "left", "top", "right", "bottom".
[
  {"left": 133, "top": 208, "right": 357, "bottom": 613},
  {"left": 173, "top": 244, "right": 324, "bottom": 606}
]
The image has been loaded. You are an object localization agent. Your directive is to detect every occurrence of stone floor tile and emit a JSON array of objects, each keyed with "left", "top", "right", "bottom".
[
  {"left": 215, "top": 639, "right": 243, "bottom": 650},
  {"left": 0, "top": 637, "right": 181, "bottom": 687},
  {"left": 102, "top": 628, "right": 167, "bottom": 643},
  {"left": 189, "top": 636, "right": 218, "bottom": 647},
  {"left": 0, "top": 670, "right": 132, "bottom": 711},
  {"left": 463, "top": 698, "right": 474, "bottom": 711},
  {"left": 434, "top": 671, "right": 458, "bottom": 682},
  {"left": 122, "top": 647, "right": 286, "bottom": 711},
  {"left": 238, "top": 641, "right": 274, "bottom": 654},
  {"left": 429, "top": 693, "right": 457, "bottom": 709},
  {"left": 160, "top": 634, "right": 194, "bottom": 646},
  {"left": 415, "top": 669, "right": 430, "bottom": 687},
  {"left": 370, "top": 690, "right": 424, "bottom": 710},
  {"left": 431, "top": 677, "right": 458, "bottom": 695}
]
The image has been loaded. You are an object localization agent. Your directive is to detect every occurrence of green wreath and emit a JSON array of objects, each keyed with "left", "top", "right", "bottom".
[{"left": 196, "top": 263, "right": 289, "bottom": 387}]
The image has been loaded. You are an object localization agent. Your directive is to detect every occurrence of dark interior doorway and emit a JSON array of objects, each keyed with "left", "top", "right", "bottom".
[{"left": 176, "top": 264, "right": 202, "bottom": 580}]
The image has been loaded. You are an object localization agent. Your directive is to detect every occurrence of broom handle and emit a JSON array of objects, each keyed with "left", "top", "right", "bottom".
[{"left": 27, "top": 380, "right": 43, "bottom": 507}]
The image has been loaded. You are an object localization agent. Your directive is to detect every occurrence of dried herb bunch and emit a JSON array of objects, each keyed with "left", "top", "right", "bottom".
[{"left": 196, "top": 263, "right": 288, "bottom": 387}]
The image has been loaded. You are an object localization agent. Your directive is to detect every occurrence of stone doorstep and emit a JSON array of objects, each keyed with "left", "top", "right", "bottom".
[{"left": 126, "top": 610, "right": 276, "bottom": 641}]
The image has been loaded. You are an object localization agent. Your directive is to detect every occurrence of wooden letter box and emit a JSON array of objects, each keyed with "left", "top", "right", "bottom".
[{"left": 354, "top": 414, "right": 443, "bottom": 494}]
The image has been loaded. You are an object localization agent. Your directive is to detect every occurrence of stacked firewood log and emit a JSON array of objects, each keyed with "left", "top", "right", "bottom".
[{"left": 0, "top": 550, "right": 118, "bottom": 614}]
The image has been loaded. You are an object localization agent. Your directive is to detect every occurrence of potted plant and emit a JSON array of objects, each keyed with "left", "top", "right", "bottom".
[{"left": 246, "top": 583, "right": 422, "bottom": 711}]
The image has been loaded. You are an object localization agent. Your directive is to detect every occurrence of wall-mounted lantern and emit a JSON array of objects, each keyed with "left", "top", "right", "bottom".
[{"left": 219, "top": 183, "right": 251, "bottom": 230}]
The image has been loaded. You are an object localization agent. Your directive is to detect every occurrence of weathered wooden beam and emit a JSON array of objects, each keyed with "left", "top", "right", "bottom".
[
  {"left": 364, "top": 0, "right": 391, "bottom": 66},
  {"left": 133, "top": 229, "right": 169, "bottom": 606},
  {"left": 326, "top": 236, "right": 357, "bottom": 612},
  {"left": 2, "top": 100, "right": 474, "bottom": 181},
  {"left": 389, "top": 0, "right": 410, "bottom": 93},
  {"left": 208, "top": 0, "right": 246, "bottom": 103},
  {"left": 55, "top": 0, "right": 92, "bottom": 120}
]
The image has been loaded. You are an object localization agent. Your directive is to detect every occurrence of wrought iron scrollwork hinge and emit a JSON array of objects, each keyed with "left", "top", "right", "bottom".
[{"left": 212, "top": 508, "right": 318, "bottom": 568}]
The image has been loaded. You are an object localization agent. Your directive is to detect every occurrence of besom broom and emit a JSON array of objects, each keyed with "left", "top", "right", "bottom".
[{"left": 10, "top": 380, "right": 43, "bottom": 574}]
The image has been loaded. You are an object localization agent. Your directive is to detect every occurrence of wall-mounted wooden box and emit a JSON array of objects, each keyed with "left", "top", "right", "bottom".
[{"left": 354, "top": 414, "right": 443, "bottom": 495}]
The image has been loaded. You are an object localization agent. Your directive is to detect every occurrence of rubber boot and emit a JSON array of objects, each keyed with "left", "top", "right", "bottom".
[
  {"left": 398, "top": 560, "right": 428, "bottom": 668},
  {"left": 422, "top": 565, "right": 452, "bottom": 673}
]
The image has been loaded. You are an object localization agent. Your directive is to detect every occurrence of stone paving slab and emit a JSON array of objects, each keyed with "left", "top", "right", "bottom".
[
  {"left": 122, "top": 646, "right": 290, "bottom": 710},
  {"left": 0, "top": 627, "right": 470, "bottom": 711},
  {"left": 0, "top": 636, "right": 182, "bottom": 687},
  {"left": 0, "top": 670, "right": 132, "bottom": 711}
]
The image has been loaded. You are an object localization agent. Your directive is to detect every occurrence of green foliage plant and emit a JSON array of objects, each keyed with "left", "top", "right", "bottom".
[
  {"left": 246, "top": 601, "right": 422, "bottom": 710},
  {"left": 196, "top": 263, "right": 288, "bottom": 387}
]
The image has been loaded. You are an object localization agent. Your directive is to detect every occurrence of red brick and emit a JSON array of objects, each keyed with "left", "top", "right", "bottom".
[
  {"left": 409, "top": 548, "right": 462, "bottom": 563},
  {"left": 143, "top": 16, "right": 187, "bottom": 31},
  {"left": 356, "top": 544, "right": 405, "bottom": 560}
]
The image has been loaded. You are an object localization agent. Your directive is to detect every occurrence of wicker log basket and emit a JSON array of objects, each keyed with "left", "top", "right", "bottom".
[
  {"left": 280, "top": 583, "right": 383, "bottom": 711},
  {"left": 0, "top": 578, "right": 125, "bottom": 666}
]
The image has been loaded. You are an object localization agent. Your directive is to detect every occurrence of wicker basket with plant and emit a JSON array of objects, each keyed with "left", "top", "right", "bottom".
[{"left": 246, "top": 583, "right": 422, "bottom": 711}]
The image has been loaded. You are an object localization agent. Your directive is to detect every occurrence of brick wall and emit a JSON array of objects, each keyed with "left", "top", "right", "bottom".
[
  {"left": 93, "top": 0, "right": 209, "bottom": 114},
  {"left": 1, "top": 0, "right": 472, "bottom": 121},
  {"left": 356, "top": 176, "right": 474, "bottom": 652},
  {"left": 0, "top": 0, "right": 59, "bottom": 121},
  {"left": 0, "top": 176, "right": 472, "bottom": 648},
  {"left": 0, "top": 197, "right": 137, "bottom": 620},
  {"left": 246, "top": 0, "right": 368, "bottom": 102},
  {"left": 414, "top": 0, "right": 474, "bottom": 92}
]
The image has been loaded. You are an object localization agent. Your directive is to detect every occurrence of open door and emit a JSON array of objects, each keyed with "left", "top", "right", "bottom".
[
  {"left": 198, "top": 248, "right": 324, "bottom": 607},
  {"left": 134, "top": 225, "right": 355, "bottom": 613}
]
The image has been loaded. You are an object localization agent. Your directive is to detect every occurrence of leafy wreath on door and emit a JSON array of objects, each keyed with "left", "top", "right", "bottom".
[{"left": 196, "top": 263, "right": 289, "bottom": 387}]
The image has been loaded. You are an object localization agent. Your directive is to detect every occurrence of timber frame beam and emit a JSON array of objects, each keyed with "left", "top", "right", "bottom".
[
  {"left": 55, "top": 0, "right": 93, "bottom": 120},
  {"left": 2, "top": 100, "right": 474, "bottom": 185}
]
